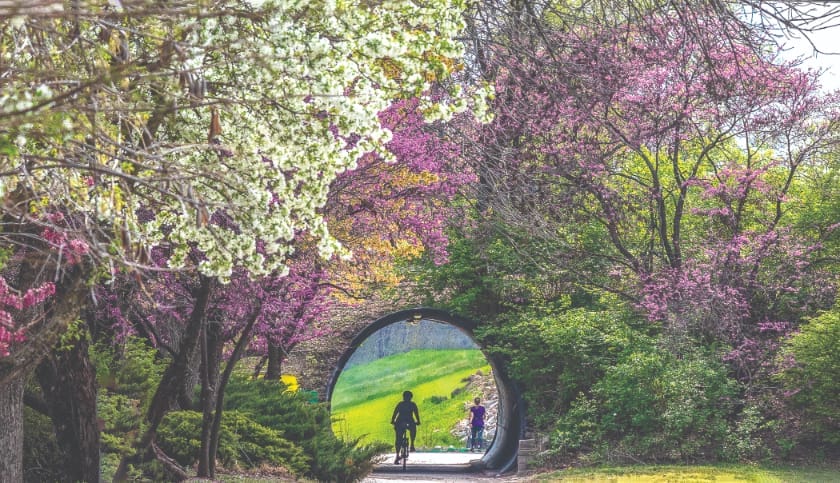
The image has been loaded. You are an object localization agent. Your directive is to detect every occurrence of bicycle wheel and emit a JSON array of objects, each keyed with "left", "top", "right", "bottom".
[{"left": 401, "top": 430, "right": 408, "bottom": 470}]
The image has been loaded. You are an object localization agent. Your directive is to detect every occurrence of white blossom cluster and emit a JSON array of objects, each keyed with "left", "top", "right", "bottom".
[{"left": 0, "top": 0, "right": 491, "bottom": 282}]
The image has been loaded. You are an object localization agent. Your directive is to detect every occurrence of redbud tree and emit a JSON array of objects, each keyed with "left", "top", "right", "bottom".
[{"left": 466, "top": 5, "right": 840, "bottom": 381}]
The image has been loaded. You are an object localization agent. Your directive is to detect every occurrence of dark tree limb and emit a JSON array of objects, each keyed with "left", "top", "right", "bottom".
[
  {"left": 208, "top": 300, "right": 262, "bottom": 476},
  {"left": 151, "top": 442, "right": 190, "bottom": 482},
  {"left": 113, "top": 275, "right": 214, "bottom": 482}
]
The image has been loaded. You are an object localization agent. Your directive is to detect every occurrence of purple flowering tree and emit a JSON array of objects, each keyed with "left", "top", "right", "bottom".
[{"left": 467, "top": 6, "right": 840, "bottom": 381}]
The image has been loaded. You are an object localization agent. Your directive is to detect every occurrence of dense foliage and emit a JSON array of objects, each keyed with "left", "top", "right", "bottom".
[
  {"left": 776, "top": 300, "right": 840, "bottom": 446},
  {"left": 157, "top": 410, "right": 309, "bottom": 476},
  {"left": 5, "top": 0, "right": 840, "bottom": 479}
]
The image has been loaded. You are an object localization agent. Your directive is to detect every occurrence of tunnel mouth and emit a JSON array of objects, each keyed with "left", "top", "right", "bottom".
[{"left": 325, "top": 307, "right": 525, "bottom": 473}]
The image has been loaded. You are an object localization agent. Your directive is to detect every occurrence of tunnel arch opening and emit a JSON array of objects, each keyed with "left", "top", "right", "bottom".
[{"left": 325, "top": 307, "right": 526, "bottom": 473}]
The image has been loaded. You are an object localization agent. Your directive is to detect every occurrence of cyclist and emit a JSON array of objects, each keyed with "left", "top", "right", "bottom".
[
  {"left": 390, "top": 390, "right": 421, "bottom": 463},
  {"left": 468, "top": 396, "right": 485, "bottom": 451}
]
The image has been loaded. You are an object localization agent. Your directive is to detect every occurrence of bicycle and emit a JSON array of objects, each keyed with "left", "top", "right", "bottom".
[{"left": 395, "top": 422, "right": 410, "bottom": 470}]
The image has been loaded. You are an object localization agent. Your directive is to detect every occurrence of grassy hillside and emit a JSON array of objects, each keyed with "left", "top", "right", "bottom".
[{"left": 331, "top": 349, "right": 490, "bottom": 449}]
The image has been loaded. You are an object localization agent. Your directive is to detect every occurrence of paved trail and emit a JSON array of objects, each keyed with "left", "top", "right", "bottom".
[
  {"left": 363, "top": 451, "right": 537, "bottom": 482},
  {"left": 364, "top": 475, "right": 528, "bottom": 482},
  {"left": 364, "top": 471, "right": 536, "bottom": 482}
]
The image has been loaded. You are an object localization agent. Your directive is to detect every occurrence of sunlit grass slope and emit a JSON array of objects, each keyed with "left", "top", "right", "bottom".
[
  {"left": 535, "top": 464, "right": 840, "bottom": 482},
  {"left": 331, "top": 349, "right": 490, "bottom": 449}
]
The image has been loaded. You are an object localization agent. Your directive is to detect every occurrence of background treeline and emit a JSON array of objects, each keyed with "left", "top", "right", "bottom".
[{"left": 344, "top": 321, "right": 477, "bottom": 368}]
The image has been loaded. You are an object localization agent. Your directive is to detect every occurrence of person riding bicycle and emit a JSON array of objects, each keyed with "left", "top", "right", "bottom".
[{"left": 390, "top": 390, "right": 421, "bottom": 463}]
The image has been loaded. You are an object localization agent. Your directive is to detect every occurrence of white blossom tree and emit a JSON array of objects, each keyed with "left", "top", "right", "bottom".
[{"left": 0, "top": 0, "right": 489, "bottom": 479}]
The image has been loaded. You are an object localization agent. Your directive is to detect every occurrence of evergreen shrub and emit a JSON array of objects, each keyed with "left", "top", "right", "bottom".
[
  {"left": 22, "top": 406, "right": 64, "bottom": 483},
  {"left": 223, "top": 375, "right": 389, "bottom": 482},
  {"left": 156, "top": 410, "right": 309, "bottom": 475},
  {"left": 91, "top": 337, "right": 168, "bottom": 479}
]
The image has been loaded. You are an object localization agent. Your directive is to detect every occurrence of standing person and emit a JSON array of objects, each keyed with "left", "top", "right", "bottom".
[
  {"left": 468, "top": 396, "right": 486, "bottom": 451},
  {"left": 390, "top": 390, "right": 421, "bottom": 463}
]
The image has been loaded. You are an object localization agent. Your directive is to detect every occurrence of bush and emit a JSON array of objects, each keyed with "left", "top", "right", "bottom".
[
  {"left": 224, "top": 375, "right": 388, "bottom": 482},
  {"left": 722, "top": 403, "right": 772, "bottom": 462},
  {"left": 157, "top": 410, "right": 309, "bottom": 475},
  {"left": 777, "top": 304, "right": 840, "bottom": 446},
  {"left": 553, "top": 347, "right": 739, "bottom": 463},
  {"left": 478, "top": 301, "right": 656, "bottom": 429},
  {"left": 23, "top": 406, "right": 65, "bottom": 483},
  {"left": 90, "top": 337, "right": 169, "bottom": 480},
  {"left": 304, "top": 429, "right": 388, "bottom": 483},
  {"left": 91, "top": 337, "right": 167, "bottom": 411}
]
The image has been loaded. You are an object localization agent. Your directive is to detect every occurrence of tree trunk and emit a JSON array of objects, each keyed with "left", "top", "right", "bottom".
[
  {"left": 209, "top": 302, "right": 261, "bottom": 476},
  {"left": 0, "top": 373, "right": 25, "bottom": 483},
  {"left": 265, "top": 342, "right": 282, "bottom": 381},
  {"left": 0, "top": 268, "right": 88, "bottom": 482},
  {"left": 197, "top": 319, "right": 222, "bottom": 477},
  {"left": 36, "top": 334, "right": 100, "bottom": 483},
  {"left": 113, "top": 275, "right": 214, "bottom": 482},
  {"left": 177, "top": 342, "right": 201, "bottom": 410},
  {"left": 251, "top": 355, "right": 267, "bottom": 380}
]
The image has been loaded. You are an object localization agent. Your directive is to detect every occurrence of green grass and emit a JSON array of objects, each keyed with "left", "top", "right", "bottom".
[
  {"left": 534, "top": 464, "right": 840, "bottom": 482},
  {"left": 330, "top": 348, "right": 490, "bottom": 449}
]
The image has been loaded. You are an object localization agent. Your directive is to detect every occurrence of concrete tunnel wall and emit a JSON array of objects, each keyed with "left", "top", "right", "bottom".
[{"left": 324, "top": 307, "right": 527, "bottom": 473}]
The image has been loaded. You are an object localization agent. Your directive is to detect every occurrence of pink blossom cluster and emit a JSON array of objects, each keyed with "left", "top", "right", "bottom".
[
  {"left": 95, "top": 241, "right": 336, "bottom": 366},
  {"left": 215, "top": 257, "right": 334, "bottom": 358},
  {"left": 0, "top": 326, "right": 27, "bottom": 357},
  {"left": 42, "top": 227, "right": 90, "bottom": 265},
  {"left": 0, "top": 277, "right": 56, "bottom": 357},
  {"left": 722, "top": 319, "right": 792, "bottom": 380},
  {"left": 638, "top": 263, "right": 750, "bottom": 337}
]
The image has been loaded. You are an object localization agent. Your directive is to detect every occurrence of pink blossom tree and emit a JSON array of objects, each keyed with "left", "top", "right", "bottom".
[{"left": 467, "top": 5, "right": 840, "bottom": 380}]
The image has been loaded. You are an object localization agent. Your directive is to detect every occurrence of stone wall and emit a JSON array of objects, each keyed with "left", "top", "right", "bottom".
[{"left": 283, "top": 296, "right": 408, "bottom": 400}]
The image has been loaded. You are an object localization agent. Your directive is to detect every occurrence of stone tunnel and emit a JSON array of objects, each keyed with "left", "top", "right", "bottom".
[{"left": 287, "top": 307, "right": 528, "bottom": 473}]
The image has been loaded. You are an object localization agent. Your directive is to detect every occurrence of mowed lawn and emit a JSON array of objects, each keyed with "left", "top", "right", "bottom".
[
  {"left": 330, "top": 349, "right": 490, "bottom": 448},
  {"left": 534, "top": 464, "right": 840, "bottom": 482}
]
